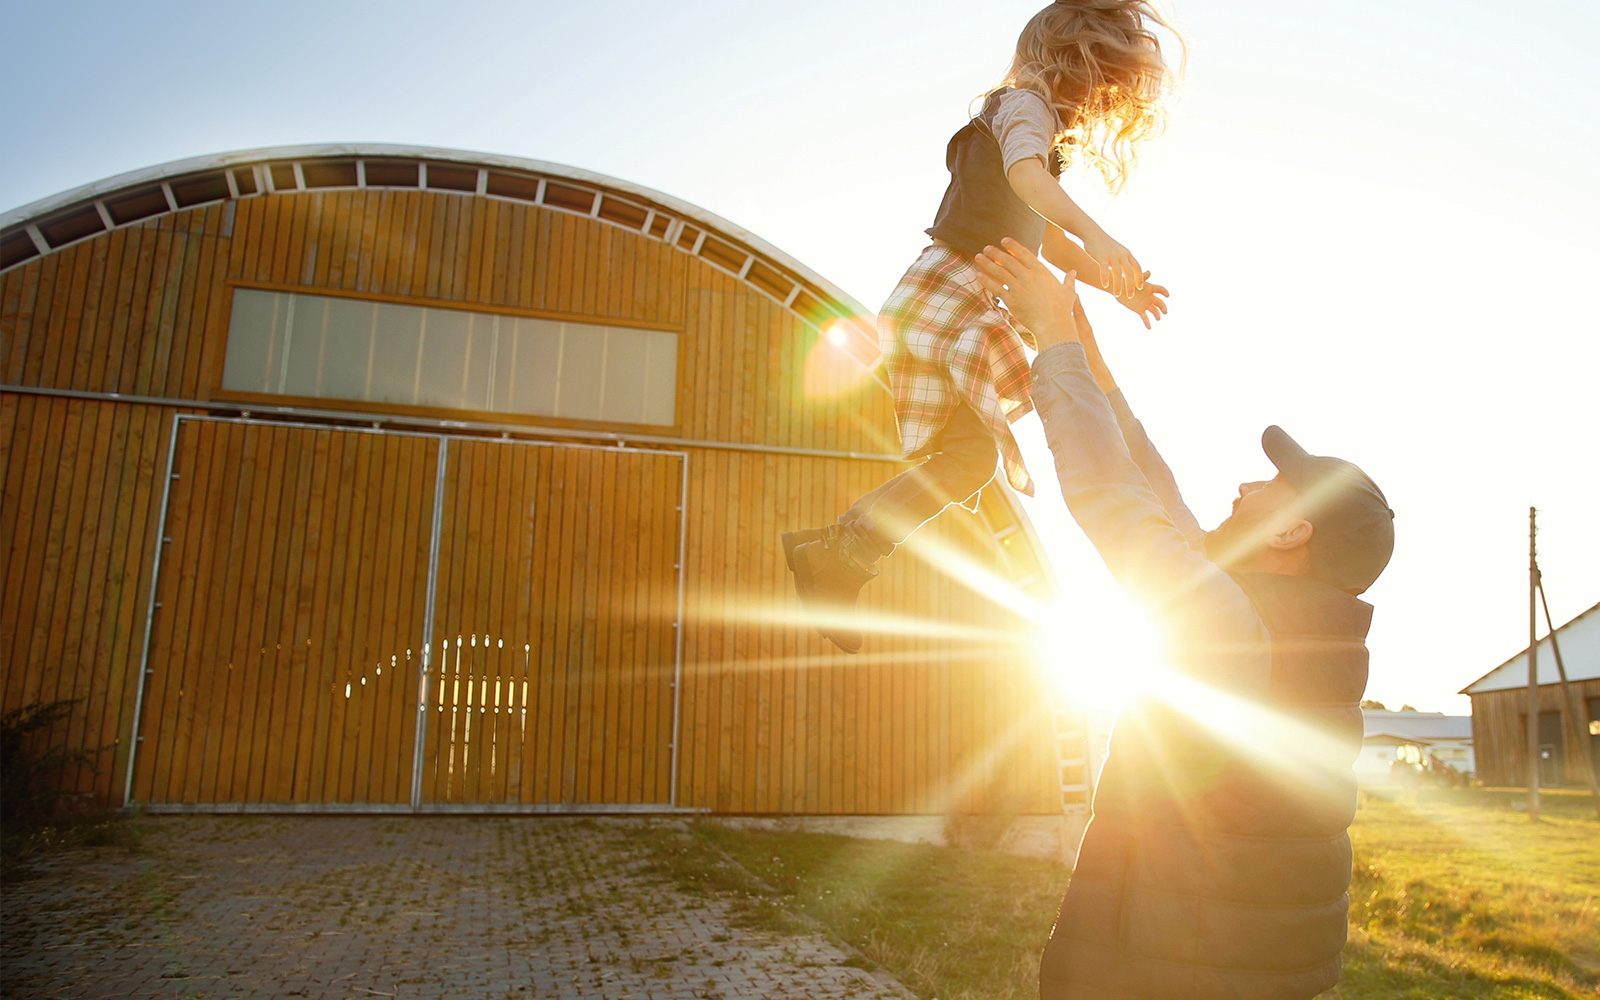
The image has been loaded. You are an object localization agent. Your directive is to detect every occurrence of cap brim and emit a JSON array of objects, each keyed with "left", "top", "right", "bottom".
[{"left": 1262, "top": 425, "right": 1311, "bottom": 486}]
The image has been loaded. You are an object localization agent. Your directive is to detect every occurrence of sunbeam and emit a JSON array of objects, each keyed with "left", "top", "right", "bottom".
[
  {"left": 894, "top": 529, "right": 1051, "bottom": 624},
  {"left": 1204, "top": 472, "right": 1354, "bottom": 573},
  {"left": 1118, "top": 663, "right": 1367, "bottom": 828},
  {"left": 708, "top": 596, "right": 1034, "bottom": 649}
]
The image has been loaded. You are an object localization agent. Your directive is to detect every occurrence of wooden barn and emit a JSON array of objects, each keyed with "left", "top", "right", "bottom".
[
  {"left": 1461, "top": 601, "right": 1600, "bottom": 788},
  {"left": 1, "top": 144, "right": 1088, "bottom": 820}
]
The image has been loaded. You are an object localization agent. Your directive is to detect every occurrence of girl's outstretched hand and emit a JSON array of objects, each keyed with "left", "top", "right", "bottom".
[
  {"left": 1117, "top": 272, "right": 1169, "bottom": 329},
  {"left": 1082, "top": 232, "right": 1143, "bottom": 297}
]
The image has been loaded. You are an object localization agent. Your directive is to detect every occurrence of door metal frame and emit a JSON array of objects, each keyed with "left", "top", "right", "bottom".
[
  {"left": 125, "top": 413, "right": 692, "bottom": 813},
  {"left": 409, "top": 438, "right": 451, "bottom": 810}
]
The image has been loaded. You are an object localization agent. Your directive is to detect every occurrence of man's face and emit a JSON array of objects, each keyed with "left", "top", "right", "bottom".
[{"left": 1203, "top": 473, "right": 1304, "bottom": 570}]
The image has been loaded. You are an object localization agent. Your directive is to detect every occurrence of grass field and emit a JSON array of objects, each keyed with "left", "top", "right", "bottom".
[
  {"left": 669, "top": 788, "right": 1598, "bottom": 1000},
  {"left": 1333, "top": 789, "right": 1598, "bottom": 999}
]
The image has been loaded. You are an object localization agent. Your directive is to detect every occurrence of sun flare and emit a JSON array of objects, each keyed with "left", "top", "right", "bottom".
[
  {"left": 802, "top": 315, "right": 881, "bottom": 400},
  {"left": 1033, "top": 598, "right": 1162, "bottom": 715}
]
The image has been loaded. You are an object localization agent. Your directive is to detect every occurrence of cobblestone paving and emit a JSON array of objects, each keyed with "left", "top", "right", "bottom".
[{"left": 1, "top": 816, "right": 917, "bottom": 1000}]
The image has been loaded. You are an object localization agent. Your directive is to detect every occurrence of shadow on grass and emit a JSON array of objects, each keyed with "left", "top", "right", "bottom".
[{"left": 1334, "top": 938, "right": 1594, "bottom": 1000}]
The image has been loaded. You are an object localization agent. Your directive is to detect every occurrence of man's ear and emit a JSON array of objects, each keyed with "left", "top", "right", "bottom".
[{"left": 1268, "top": 519, "right": 1313, "bottom": 551}]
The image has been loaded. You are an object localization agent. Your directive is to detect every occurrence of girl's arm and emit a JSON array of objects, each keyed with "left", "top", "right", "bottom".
[
  {"left": 1040, "top": 226, "right": 1168, "bottom": 329},
  {"left": 1008, "top": 157, "right": 1143, "bottom": 296}
]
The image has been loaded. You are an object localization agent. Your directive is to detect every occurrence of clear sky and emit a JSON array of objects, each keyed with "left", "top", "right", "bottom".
[{"left": 4, "top": 0, "right": 1596, "bottom": 714}]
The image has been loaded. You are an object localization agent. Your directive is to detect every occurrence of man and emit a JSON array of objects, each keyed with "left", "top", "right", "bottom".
[{"left": 972, "top": 238, "right": 1395, "bottom": 1000}]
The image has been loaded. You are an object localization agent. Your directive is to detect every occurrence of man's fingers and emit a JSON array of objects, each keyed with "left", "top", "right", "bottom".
[
  {"left": 974, "top": 247, "right": 1015, "bottom": 280},
  {"left": 972, "top": 252, "right": 1007, "bottom": 292},
  {"left": 998, "top": 236, "right": 1042, "bottom": 267},
  {"left": 979, "top": 244, "right": 1029, "bottom": 281}
]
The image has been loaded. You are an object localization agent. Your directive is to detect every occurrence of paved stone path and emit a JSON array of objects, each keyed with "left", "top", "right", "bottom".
[{"left": 1, "top": 816, "right": 917, "bottom": 1000}]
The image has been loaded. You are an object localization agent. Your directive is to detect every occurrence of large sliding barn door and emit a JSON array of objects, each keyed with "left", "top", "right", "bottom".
[
  {"left": 132, "top": 418, "right": 436, "bottom": 807},
  {"left": 131, "top": 417, "right": 684, "bottom": 810},
  {"left": 418, "top": 440, "right": 683, "bottom": 808}
]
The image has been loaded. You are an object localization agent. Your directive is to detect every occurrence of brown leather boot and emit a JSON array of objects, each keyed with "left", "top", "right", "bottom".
[
  {"left": 785, "top": 524, "right": 878, "bottom": 654},
  {"left": 779, "top": 527, "right": 826, "bottom": 574}
]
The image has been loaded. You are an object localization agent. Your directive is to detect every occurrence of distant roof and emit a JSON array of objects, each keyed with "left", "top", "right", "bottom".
[
  {"left": 1363, "top": 731, "right": 1434, "bottom": 746},
  {"left": 1461, "top": 601, "right": 1600, "bottom": 695},
  {"left": 1362, "top": 710, "right": 1471, "bottom": 741}
]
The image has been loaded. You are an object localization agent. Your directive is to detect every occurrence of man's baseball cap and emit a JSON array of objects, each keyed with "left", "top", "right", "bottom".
[{"left": 1262, "top": 426, "right": 1394, "bottom": 596}]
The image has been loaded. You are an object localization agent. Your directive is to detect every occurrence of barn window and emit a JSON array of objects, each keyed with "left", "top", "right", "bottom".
[{"left": 221, "top": 288, "right": 678, "bottom": 425}]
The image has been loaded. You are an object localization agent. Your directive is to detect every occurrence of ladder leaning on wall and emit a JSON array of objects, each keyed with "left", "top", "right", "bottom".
[
  {"left": 1050, "top": 695, "right": 1096, "bottom": 815},
  {"left": 975, "top": 490, "right": 1097, "bottom": 819}
]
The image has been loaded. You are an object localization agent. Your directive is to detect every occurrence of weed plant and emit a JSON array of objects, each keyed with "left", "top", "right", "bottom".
[{"left": 0, "top": 699, "right": 132, "bottom": 873}]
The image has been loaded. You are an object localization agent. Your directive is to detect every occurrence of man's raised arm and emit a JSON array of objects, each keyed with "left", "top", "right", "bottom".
[{"left": 973, "top": 239, "right": 1265, "bottom": 689}]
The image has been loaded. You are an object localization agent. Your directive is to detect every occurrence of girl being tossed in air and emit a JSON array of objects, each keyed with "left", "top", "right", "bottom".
[{"left": 785, "top": 0, "right": 1182, "bottom": 652}]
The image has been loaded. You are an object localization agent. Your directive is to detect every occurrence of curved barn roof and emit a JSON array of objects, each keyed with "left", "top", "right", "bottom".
[{"left": 0, "top": 143, "right": 871, "bottom": 334}]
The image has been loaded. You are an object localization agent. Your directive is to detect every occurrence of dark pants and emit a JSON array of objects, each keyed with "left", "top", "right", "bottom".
[{"left": 839, "top": 403, "right": 998, "bottom": 560}]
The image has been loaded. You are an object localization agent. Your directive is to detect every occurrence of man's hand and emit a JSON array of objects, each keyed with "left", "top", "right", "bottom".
[
  {"left": 974, "top": 238, "right": 1082, "bottom": 350},
  {"left": 1117, "top": 272, "right": 1169, "bottom": 330}
]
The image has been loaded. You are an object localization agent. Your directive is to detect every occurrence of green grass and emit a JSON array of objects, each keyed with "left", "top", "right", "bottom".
[
  {"left": 659, "top": 790, "right": 1598, "bottom": 1000},
  {"left": 1330, "top": 788, "right": 1599, "bottom": 999}
]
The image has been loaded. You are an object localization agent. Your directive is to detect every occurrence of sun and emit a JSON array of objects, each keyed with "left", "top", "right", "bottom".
[{"left": 1033, "top": 598, "right": 1161, "bottom": 715}]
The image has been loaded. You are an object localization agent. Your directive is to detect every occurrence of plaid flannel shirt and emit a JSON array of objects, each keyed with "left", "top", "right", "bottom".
[{"left": 878, "top": 245, "right": 1036, "bottom": 496}]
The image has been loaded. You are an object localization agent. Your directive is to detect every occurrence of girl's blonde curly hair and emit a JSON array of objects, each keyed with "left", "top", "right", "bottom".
[{"left": 1004, "top": 0, "right": 1183, "bottom": 193}]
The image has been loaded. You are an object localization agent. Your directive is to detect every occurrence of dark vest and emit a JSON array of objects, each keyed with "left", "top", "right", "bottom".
[
  {"left": 1040, "top": 573, "right": 1373, "bottom": 1000},
  {"left": 925, "top": 89, "right": 1064, "bottom": 259}
]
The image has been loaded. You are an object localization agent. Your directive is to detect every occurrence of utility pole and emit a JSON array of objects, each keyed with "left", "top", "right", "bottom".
[
  {"left": 1537, "top": 571, "right": 1600, "bottom": 819},
  {"left": 1527, "top": 507, "right": 1540, "bottom": 821}
]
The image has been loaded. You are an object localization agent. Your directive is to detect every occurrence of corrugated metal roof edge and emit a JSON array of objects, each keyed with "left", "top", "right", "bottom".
[{"left": 0, "top": 142, "right": 872, "bottom": 319}]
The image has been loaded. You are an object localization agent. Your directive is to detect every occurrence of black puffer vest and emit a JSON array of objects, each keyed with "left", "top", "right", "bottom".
[
  {"left": 925, "top": 89, "right": 1064, "bottom": 259},
  {"left": 1039, "top": 573, "right": 1372, "bottom": 1000}
]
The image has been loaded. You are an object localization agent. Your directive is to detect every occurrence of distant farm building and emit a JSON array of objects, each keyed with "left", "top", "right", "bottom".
[
  {"left": 1, "top": 145, "right": 1084, "bottom": 820},
  {"left": 1355, "top": 710, "right": 1474, "bottom": 785},
  {"left": 1461, "top": 602, "right": 1600, "bottom": 788}
]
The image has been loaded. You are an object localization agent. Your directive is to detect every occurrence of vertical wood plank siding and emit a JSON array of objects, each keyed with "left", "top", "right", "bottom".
[
  {"left": 0, "top": 394, "right": 162, "bottom": 804},
  {"left": 1468, "top": 681, "right": 1600, "bottom": 788},
  {"left": 1, "top": 184, "right": 1056, "bottom": 814},
  {"left": 129, "top": 422, "right": 433, "bottom": 804},
  {"left": 420, "top": 440, "right": 680, "bottom": 806}
]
